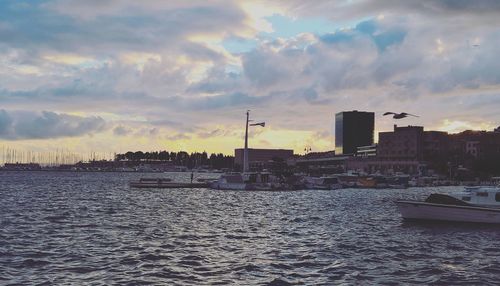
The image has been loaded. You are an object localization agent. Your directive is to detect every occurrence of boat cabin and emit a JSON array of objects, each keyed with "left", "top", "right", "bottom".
[{"left": 451, "top": 186, "right": 500, "bottom": 207}]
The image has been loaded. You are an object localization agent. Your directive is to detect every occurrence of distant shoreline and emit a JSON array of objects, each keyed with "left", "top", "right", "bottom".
[{"left": 0, "top": 169, "right": 193, "bottom": 173}]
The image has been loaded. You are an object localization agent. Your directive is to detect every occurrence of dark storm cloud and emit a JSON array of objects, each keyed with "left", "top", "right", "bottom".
[{"left": 0, "top": 110, "right": 106, "bottom": 140}]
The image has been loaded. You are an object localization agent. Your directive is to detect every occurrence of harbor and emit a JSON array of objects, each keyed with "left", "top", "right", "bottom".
[
  {"left": 99, "top": 109, "right": 500, "bottom": 225},
  {"left": 3, "top": 170, "right": 500, "bottom": 285},
  {"left": 2, "top": 1, "right": 500, "bottom": 285},
  {"left": 4, "top": 110, "right": 500, "bottom": 188}
]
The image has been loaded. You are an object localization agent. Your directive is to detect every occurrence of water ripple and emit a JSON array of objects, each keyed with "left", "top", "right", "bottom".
[{"left": 2, "top": 171, "right": 500, "bottom": 284}]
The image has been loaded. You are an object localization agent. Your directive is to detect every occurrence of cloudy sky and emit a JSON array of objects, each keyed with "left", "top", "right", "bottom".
[{"left": 1, "top": 0, "right": 500, "bottom": 156}]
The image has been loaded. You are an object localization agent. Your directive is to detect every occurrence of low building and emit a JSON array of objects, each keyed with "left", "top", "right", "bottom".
[
  {"left": 290, "top": 151, "right": 347, "bottom": 175},
  {"left": 350, "top": 125, "right": 435, "bottom": 175},
  {"left": 449, "top": 130, "right": 500, "bottom": 159},
  {"left": 465, "top": 141, "right": 481, "bottom": 158},
  {"left": 378, "top": 125, "right": 424, "bottom": 161},
  {"left": 234, "top": 148, "right": 294, "bottom": 170},
  {"left": 356, "top": 144, "right": 377, "bottom": 158},
  {"left": 423, "top": 131, "right": 449, "bottom": 160},
  {"left": 346, "top": 157, "right": 425, "bottom": 175},
  {"left": 374, "top": 126, "right": 500, "bottom": 176}
]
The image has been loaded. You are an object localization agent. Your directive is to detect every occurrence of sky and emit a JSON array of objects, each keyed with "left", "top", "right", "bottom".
[{"left": 1, "top": 0, "right": 500, "bottom": 157}]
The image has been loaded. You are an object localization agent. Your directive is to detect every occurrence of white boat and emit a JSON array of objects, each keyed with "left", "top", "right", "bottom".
[
  {"left": 449, "top": 186, "right": 500, "bottom": 208},
  {"left": 304, "top": 176, "right": 342, "bottom": 190},
  {"left": 210, "top": 172, "right": 283, "bottom": 191},
  {"left": 396, "top": 186, "right": 500, "bottom": 223},
  {"left": 210, "top": 173, "right": 248, "bottom": 190}
]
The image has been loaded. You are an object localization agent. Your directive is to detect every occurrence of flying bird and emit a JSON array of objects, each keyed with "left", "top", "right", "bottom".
[{"left": 383, "top": 112, "right": 419, "bottom": 119}]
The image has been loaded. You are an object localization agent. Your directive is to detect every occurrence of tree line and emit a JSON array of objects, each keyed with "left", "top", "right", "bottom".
[{"left": 114, "top": 151, "right": 234, "bottom": 169}]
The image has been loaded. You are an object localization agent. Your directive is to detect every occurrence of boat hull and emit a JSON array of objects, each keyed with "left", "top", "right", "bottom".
[
  {"left": 210, "top": 182, "right": 248, "bottom": 190},
  {"left": 396, "top": 200, "right": 500, "bottom": 224}
]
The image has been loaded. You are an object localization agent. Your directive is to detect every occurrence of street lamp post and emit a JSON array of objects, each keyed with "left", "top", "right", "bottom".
[
  {"left": 243, "top": 110, "right": 265, "bottom": 173},
  {"left": 244, "top": 111, "right": 250, "bottom": 173}
]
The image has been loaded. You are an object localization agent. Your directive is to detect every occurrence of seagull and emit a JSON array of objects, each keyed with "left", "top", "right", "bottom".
[{"left": 383, "top": 112, "right": 419, "bottom": 119}]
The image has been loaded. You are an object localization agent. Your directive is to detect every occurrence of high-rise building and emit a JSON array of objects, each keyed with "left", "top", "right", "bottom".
[{"left": 335, "top": 110, "right": 375, "bottom": 155}]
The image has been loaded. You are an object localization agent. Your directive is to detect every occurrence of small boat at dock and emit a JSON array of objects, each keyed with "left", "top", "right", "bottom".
[
  {"left": 210, "top": 173, "right": 248, "bottom": 190},
  {"left": 304, "top": 176, "right": 342, "bottom": 190},
  {"left": 210, "top": 172, "right": 284, "bottom": 191}
]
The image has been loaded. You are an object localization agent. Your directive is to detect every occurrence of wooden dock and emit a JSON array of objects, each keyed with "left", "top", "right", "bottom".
[{"left": 129, "top": 178, "right": 209, "bottom": 188}]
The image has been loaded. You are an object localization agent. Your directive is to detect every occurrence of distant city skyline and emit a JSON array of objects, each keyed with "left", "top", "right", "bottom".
[{"left": 1, "top": 1, "right": 499, "bottom": 155}]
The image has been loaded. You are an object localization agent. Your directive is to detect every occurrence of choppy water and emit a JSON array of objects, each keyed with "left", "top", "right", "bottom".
[{"left": 1, "top": 171, "right": 500, "bottom": 285}]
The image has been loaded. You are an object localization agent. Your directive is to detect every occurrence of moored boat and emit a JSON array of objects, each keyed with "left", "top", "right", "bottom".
[
  {"left": 449, "top": 186, "right": 500, "bottom": 208},
  {"left": 210, "top": 173, "right": 248, "bottom": 190},
  {"left": 396, "top": 186, "right": 500, "bottom": 223},
  {"left": 210, "top": 172, "right": 285, "bottom": 191},
  {"left": 304, "top": 176, "right": 342, "bottom": 190}
]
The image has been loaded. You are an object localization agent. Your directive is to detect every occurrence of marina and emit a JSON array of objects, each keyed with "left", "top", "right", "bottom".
[
  {"left": 2, "top": 1, "right": 500, "bottom": 284},
  {"left": 127, "top": 172, "right": 467, "bottom": 191}
]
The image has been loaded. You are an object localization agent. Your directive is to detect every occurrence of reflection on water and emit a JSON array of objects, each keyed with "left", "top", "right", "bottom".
[{"left": 1, "top": 171, "right": 500, "bottom": 285}]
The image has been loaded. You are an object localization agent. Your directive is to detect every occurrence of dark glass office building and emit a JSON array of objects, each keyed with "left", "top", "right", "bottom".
[{"left": 335, "top": 110, "right": 375, "bottom": 155}]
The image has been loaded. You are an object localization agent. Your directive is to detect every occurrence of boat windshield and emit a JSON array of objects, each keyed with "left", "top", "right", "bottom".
[{"left": 425, "top": 194, "right": 471, "bottom": 206}]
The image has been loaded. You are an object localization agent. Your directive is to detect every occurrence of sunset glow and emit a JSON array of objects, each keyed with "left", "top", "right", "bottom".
[{"left": 1, "top": 1, "right": 499, "bottom": 157}]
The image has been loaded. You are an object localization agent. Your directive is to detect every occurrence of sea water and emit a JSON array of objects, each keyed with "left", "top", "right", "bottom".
[{"left": 1, "top": 171, "right": 499, "bottom": 285}]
